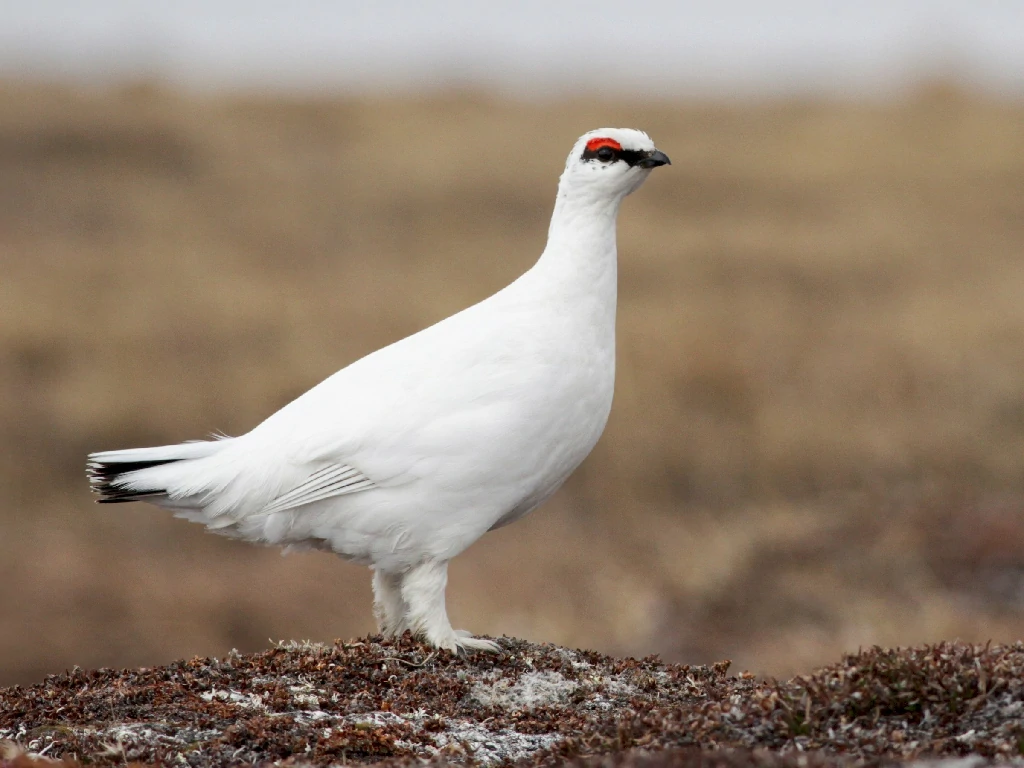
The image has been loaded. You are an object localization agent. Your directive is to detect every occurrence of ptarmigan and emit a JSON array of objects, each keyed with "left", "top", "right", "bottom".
[{"left": 88, "top": 128, "right": 670, "bottom": 653}]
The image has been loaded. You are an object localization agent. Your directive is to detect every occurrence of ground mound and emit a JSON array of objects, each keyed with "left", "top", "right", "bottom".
[{"left": 2, "top": 637, "right": 1022, "bottom": 767}]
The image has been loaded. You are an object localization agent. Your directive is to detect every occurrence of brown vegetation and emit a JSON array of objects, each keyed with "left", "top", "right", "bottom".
[
  {"left": 1, "top": 81, "right": 1024, "bottom": 686},
  {"left": 2, "top": 637, "right": 1023, "bottom": 766}
]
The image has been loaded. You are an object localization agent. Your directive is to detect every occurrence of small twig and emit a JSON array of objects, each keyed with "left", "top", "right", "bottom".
[
  {"left": 382, "top": 652, "right": 436, "bottom": 668},
  {"left": 36, "top": 742, "right": 56, "bottom": 758}
]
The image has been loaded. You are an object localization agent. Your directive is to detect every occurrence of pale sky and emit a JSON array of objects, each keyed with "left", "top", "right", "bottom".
[{"left": 1, "top": 0, "right": 1022, "bottom": 96}]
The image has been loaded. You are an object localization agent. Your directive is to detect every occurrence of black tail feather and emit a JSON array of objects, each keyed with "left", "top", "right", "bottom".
[
  {"left": 96, "top": 492, "right": 169, "bottom": 504},
  {"left": 87, "top": 458, "right": 178, "bottom": 504}
]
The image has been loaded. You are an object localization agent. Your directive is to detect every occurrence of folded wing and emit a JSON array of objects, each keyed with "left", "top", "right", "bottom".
[{"left": 260, "top": 462, "right": 376, "bottom": 516}]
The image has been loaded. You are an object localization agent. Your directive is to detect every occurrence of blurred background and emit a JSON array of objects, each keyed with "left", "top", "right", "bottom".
[{"left": 2, "top": 0, "right": 1024, "bottom": 686}]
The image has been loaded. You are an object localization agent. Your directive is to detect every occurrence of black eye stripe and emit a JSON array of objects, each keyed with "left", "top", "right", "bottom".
[
  {"left": 618, "top": 149, "right": 649, "bottom": 166},
  {"left": 580, "top": 147, "right": 650, "bottom": 167}
]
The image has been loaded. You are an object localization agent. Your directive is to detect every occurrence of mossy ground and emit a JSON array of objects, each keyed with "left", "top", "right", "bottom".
[{"left": 2, "top": 638, "right": 1023, "bottom": 767}]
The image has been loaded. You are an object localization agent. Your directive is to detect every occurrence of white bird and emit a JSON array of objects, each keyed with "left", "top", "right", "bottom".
[{"left": 88, "top": 128, "right": 670, "bottom": 653}]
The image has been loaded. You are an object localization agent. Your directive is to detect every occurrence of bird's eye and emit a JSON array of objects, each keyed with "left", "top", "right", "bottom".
[{"left": 596, "top": 146, "right": 615, "bottom": 162}]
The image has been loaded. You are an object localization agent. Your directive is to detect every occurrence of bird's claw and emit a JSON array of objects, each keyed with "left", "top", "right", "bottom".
[{"left": 453, "top": 629, "right": 501, "bottom": 654}]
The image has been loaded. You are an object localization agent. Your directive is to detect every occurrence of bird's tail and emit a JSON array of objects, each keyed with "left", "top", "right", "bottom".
[{"left": 87, "top": 439, "right": 231, "bottom": 505}]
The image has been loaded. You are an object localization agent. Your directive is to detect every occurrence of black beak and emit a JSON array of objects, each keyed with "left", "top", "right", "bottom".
[{"left": 637, "top": 149, "right": 671, "bottom": 169}]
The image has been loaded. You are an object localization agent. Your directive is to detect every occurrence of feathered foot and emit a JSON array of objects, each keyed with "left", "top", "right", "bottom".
[{"left": 395, "top": 560, "right": 500, "bottom": 654}]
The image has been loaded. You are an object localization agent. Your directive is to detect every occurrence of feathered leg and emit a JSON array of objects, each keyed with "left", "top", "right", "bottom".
[
  {"left": 371, "top": 568, "right": 407, "bottom": 638},
  {"left": 399, "top": 560, "right": 498, "bottom": 653}
]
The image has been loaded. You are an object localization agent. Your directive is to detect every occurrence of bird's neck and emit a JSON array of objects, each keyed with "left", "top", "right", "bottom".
[{"left": 531, "top": 183, "right": 622, "bottom": 304}]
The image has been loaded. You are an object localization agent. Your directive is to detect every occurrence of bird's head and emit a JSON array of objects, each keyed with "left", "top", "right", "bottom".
[{"left": 560, "top": 128, "right": 670, "bottom": 200}]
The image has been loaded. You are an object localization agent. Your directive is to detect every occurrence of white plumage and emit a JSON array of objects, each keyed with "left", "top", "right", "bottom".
[{"left": 88, "top": 128, "right": 670, "bottom": 652}]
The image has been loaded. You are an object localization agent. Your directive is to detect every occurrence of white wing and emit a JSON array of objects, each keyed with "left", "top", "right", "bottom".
[{"left": 260, "top": 462, "right": 376, "bottom": 516}]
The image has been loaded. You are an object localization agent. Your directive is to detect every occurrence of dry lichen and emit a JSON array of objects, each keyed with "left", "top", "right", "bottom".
[{"left": 2, "top": 638, "right": 1023, "bottom": 768}]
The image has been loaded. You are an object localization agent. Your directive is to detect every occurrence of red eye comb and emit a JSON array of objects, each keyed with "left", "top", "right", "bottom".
[{"left": 585, "top": 137, "right": 622, "bottom": 152}]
